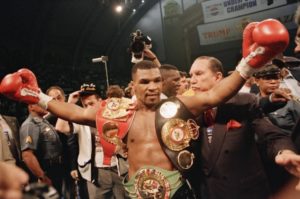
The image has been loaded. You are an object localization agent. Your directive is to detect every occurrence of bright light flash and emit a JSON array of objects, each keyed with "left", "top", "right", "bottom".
[{"left": 115, "top": 5, "right": 123, "bottom": 13}]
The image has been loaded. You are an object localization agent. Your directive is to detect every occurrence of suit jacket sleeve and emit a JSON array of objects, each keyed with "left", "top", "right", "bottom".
[
  {"left": 67, "top": 133, "right": 79, "bottom": 171},
  {"left": 249, "top": 95, "right": 296, "bottom": 161}
]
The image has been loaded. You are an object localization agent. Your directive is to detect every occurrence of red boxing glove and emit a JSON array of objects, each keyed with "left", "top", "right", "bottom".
[
  {"left": 18, "top": 68, "right": 39, "bottom": 88},
  {"left": 236, "top": 19, "right": 289, "bottom": 79},
  {"left": 0, "top": 68, "right": 52, "bottom": 108}
]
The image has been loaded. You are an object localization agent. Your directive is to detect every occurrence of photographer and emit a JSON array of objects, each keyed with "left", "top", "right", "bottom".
[{"left": 129, "top": 30, "right": 161, "bottom": 67}]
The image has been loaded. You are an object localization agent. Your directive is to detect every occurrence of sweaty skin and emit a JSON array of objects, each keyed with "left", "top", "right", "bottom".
[
  {"left": 44, "top": 67, "right": 244, "bottom": 179},
  {"left": 127, "top": 110, "right": 173, "bottom": 178}
]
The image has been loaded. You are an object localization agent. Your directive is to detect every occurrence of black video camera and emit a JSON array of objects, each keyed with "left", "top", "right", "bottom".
[
  {"left": 23, "top": 183, "right": 59, "bottom": 199},
  {"left": 129, "top": 29, "right": 152, "bottom": 63}
]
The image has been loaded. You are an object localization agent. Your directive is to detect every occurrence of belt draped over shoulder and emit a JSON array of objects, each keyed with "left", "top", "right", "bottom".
[
  {"left": 96, "top": 97, "right": 135, "bottom": 165},
  {"left": 155, "top": 97, "right": 202, "bottom": 178}
]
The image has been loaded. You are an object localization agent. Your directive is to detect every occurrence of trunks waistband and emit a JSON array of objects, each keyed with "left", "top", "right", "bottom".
[{"left": 123, "top": 166, "right": 183, "bottom": 199}]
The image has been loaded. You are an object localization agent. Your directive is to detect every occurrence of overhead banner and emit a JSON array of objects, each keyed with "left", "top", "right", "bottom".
[
  {"left": 197, "top": 3, "right": 297, "bottom": 45},
  {"left": 202, "top": 0, "right": 287, "bottom": 23}
]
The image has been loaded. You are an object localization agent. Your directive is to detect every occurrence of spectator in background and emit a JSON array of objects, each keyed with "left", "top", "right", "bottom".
[
  {"left": 19, "top": 104, "right": 64, "bottom": 195},
  {"left": 56, "top": 83, "right": 127, "bottom": 199},
  {"left": 177, "top": 71, "right": 189, "bottom": 95},
  {"left": 278, "top": 59, "right": 300, "bottom": 98},
  {"left": 294, "top": 5, "right": 300, "bottom": 59},
  {"left": 0, "top": 114, "right": 21, "bottom": 165},
  {"left": 124, "top": 86, "right": 133, "bottom": 98},
  {"left": 255, "top": 64, "right": 300, "bottom": 136},
  {"left": 284, "top": 56, "right": 300, "bottom": 83},
  {"left": 254, "top": 63, "right": 300, "bottom": 194},
  {"left": 46, "top": 85, "right": 74, "bottom": 199},
  {"left": 0, "top": 124, "right": 16, "bottom": 164},
  {"left": 106, "top": 85, "right": 125, "bottom": 98},
  {"left": 160, "top": 64, "right": 181, "bottom": 98}
]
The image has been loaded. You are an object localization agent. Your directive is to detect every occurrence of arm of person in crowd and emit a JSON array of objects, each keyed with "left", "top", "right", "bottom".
[
  {"left": 253, "top": 99, "right": 300, "bottom": 191},
  {"left": 259, "top": 88, "right": 291, "bottom": 114},
  {"left": 55, "top": 91, "right": 81, "bottom": 134},
  {"left": 275, "top": 150, "right": 300, "bottom": 190},
  {"left": 0, "top": 161, "right": 28, "bottom": 199},
  {"left": 269, "top": 88, "right": 292, "bottom": 102},
  {"left": 22, "top": 150, "right": 52, "bottom": 185},
  {"left": 143, "top": 48, "right": 161, "bottom": 67},
  {"left": 67, "top": 133, "right": 79, "bottom": 180},
  {"left": 70, "top": 170, "right": 79, "bottom": 180}
]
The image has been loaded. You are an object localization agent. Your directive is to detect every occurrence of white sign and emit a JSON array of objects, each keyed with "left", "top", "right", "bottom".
[
  {"left": 202, "top": 0, "right": 287, "bottom": 23},
  {"left": 197, "top": 3, "right": 297, "bottom": 45}
]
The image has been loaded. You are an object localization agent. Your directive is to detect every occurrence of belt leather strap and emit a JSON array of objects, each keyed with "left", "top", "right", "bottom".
[{"left": 155, "top": 97, "right": 202, "bottom": 178}]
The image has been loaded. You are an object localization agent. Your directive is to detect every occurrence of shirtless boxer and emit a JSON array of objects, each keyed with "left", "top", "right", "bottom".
[{"left": 0, "top": 19, "right": 290, "bottom": 198}]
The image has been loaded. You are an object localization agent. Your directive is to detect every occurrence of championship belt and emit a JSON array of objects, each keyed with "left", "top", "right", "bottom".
[
  {"left": 155, "top": 97, "right": 201, "bottom": 176},
  {"left": 96, "top": 97, "right": 135, "bottom": 165},
  {"left": 134, "top": 168, "right": 171, "bottom": 199}
]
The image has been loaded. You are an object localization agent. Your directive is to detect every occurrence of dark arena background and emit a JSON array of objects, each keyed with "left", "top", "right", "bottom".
[{"left": 0, "top": 0, "right": 299, "bottom": 121}]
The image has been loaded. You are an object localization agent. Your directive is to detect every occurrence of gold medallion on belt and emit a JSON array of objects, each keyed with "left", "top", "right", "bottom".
[
  {"left": 102, "top": 97, "right": 133, "bottom": 120},
  {"left": 101, "top": 121, "right": 127, "bottom": 157},
  {"left": 134, "top": 168, "right": 170, "bottom": 199},
  {"left": 161, "top": 118, "right": 199, "bottom": 151},
  {"left": 177, "top": 150, "right": 195, "bottom": 170}
]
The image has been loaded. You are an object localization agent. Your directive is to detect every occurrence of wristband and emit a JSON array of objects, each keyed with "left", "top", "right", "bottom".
[
  {"left": 235, "top": 58, "right": 255, "bottom": 80},
  {"left": 38, "top": 92, "right": 53, "bottom": 110}
]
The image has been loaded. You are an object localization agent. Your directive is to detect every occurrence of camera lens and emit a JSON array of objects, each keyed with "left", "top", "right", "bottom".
[{"left": 131, "top": 40, "right": 145, "bottom": 53}]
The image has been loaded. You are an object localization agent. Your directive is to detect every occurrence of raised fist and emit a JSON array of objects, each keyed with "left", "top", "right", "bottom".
[
  {"left": 237, "top": 19, "right": 289, "bottom": 79},
  {"left": 0, "top": 68, "right": 52, "bottom": 109}
]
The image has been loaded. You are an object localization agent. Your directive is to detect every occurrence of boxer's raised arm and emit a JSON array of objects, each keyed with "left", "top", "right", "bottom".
[
  {"left": 0, "top": 69, "right": 97, "bottom": 127},
  {"left": 180, "top": 19, "right": 289, "bottom": 116}
]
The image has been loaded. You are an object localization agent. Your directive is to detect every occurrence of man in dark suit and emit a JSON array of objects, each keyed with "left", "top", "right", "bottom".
[{"left": 188, "top": 56, "right": 300, "bottom": 199}]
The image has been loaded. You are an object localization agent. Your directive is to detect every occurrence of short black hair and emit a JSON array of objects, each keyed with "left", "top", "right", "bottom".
[
  {"left": 179, "top": 71, "right": 187, "bottom": 78},
  {"left": 160, "top": 64, "right": 179, "bottom": 80},
  {"left": 160, "top": 64, "right": 178, "bottom": 71},
  {"left": 131, "top": 60, "right": 159, "bottom": 80}
]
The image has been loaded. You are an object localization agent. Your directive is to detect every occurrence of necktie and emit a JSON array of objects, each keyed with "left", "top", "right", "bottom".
[
  {"left": 204, "top": 109, "right": 215, "bottom": 127},
  {"left": 204, "top": 109, "right": 215, "bottom": 144}
]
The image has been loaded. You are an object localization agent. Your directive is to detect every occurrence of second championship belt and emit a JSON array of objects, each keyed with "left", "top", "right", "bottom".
[
  {"left": 155, "top": 97, "right": 201, "bottom": 176},
  {"left": 96, "top": 97, "right": 135, "bottom": 165}
]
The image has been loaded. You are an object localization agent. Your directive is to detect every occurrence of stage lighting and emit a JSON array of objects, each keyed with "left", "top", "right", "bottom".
[{"left": 115, "top": 5, "right": 123, "bottom": 13}]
